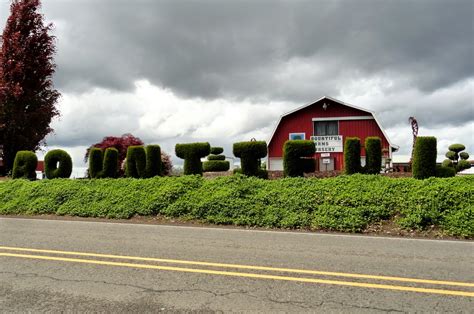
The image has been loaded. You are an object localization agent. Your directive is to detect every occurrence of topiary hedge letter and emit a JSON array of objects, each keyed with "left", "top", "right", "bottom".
[
  {"left": 125, "top": 145, "right": 162, "bottom": 178},
  {"left": 412, "top": 136, "right": 437, "bottom": 179},
  {"left": 44, "top": 149, "right": 73, "bottom": 179},
  {"left": 175, "top": 142, "right": 210, "bottom": 175},
  {"left": 203, "top": 146, "right": 230, "bottom": 172},
  {"left": 283, "top": 140, "right": 315, "bottom": 177},
  {"left": 365, "top": 137, "right": 382, "bottom": 174},
  {"left": 12, "top": 151, "right": 38, "bottom": 180},
  {"left": 89, "top": 147, "right": 119, "bottom": 178},
  {"left": 344, "top": 137, "right": 361, "bottom": 175},
  {"left": 233, "top": 141, "right": 268, "bottom": 178}
]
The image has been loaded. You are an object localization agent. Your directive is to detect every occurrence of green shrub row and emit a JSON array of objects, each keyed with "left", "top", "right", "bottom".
[{"left": 1, "top": 175, "right": 472, "bottom": 237}]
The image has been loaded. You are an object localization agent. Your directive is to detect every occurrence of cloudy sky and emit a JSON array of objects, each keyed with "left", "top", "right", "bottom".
[{"left": 1, "top": 0, "right": 473, "bottom": 176}]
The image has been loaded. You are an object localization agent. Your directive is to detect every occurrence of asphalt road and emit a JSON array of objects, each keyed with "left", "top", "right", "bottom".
[{"left": 0, "top": 217, "right": 473, "bottom": 312}]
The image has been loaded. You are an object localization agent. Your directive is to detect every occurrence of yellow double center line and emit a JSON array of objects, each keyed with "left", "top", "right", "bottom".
[{"left": 0, "top": 246, "right": 473, "bottom": 297}]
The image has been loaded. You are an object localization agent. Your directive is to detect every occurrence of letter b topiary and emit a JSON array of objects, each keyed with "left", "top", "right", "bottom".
[
  {"left": 412, "top": 136, "right": 437, "bottom": 179},
  {"left": 45, "top": 149, "right": 73, "bottom": 179},
  {"left": 283, "top": 140, "right": 315, "bottom": 177},
  {"left": 175, "top": 142, "right": 211, "bottom": 175},
  {"left": 12, "top": 151, "right": 38, "bottom": 180}
]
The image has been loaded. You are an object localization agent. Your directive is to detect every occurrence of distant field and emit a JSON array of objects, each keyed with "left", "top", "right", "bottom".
[{"left": 0, "top": 174, "right": 472, "bottom": 238}]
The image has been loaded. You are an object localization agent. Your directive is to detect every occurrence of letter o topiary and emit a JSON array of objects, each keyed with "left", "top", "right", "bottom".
[
  {"left": 233, "top": 141, "right": 267, "bottom": 178},
  {"left": 12, "top": 151, "right": 38, "bottom": 180},
  {"left": 44, "top": 149, "right": 73, "bottom": 179},
  {"left": 175, "top": 142, "right": 211, "bottom": 175},
  {"left": 344, "top": 137, "right": 361, "bottom": 175},
  {"left": 283, "top": 140, "right": 315, "bottom": 177},
  {"left": 412, "top": 136, "right": 437, "bottom": 179}
]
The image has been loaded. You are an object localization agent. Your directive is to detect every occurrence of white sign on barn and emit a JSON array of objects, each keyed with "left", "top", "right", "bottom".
[{"left": 310, "top": 135, "right": 343, "bottom": 153}]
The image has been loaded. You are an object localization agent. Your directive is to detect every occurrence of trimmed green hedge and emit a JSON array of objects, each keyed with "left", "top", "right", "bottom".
[
  {"left": 1, "top": 175, "right": 472, "bottom": 237},
  {"left": 126, "top": 146, "right": 147, "bottom": 178},
  {"left": 233, "top": 141, "right": 267, "bottom": 177},
  {"left": 145, "top": 145, "right": 162, "bottom": 177},
  {"left": 45, "top": 149, "right": 73, "bottom": 179},
  {"left": 89, "top": 148, "right": 119, "bottom": 178},
  {"left": 365, "top": 137, "right": 382, "bottom": 174},
  {"left": 344, "top": 137, "right": 361, "bottom": 174},
  {"left": 283, "top": 140, "right": 315, "bottom": 177},
  {"left": 12, "top": 151, "right": 38, "bottom": 180},
  {"left": 412, "top": 136, "right": 437, "bottom": 179},
  {"left": 175, "top": 142, "right": 211, "bottom": 175}
]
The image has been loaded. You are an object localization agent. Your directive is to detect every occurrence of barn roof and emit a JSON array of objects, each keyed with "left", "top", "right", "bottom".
[{"left": 268, "top": 96, "right": 399, "bottom": 151}]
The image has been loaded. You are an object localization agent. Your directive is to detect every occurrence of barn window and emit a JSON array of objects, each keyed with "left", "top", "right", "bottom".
[{"left": 314, "top": 121, "right": 338, "bottom": 135}]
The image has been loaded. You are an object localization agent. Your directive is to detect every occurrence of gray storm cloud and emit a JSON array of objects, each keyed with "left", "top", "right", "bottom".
[{"left": 0, "top": 0, "right": 472, "bottom": 167}]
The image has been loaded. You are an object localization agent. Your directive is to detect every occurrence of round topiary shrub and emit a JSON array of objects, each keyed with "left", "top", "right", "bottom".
[
  {"left": 442, "top": 159, "right": 453, "bottom": 168},
  {"left": 210, "top": 147, "right": 224, "bottom": 155},
  {"left": 344, "top": 137, "right": 361, "bottom": 175},
  {"left": 448, "top": 143, "right": 465, "bottom": 153},
  {"left": 233, "top": 141, "right": 267, "bottom": 177},
  {"left": 365, "top": 137, "right": 382, "bottom": 174},
  {"left": 459, "top": 152, "right": 469, "bottom": 160},
  {"left": 44, "top": 149, "right": 73, "bottom": 179},
  {"left": 435, "top": 165, "right": 456, "bottom": 178},
  {"left": 175, "top": 142, "right": 211, "bottom": 175},
  {"left": 283, "top": 140, "right": 315, "bottom": 177},
  {"left": 456, "top": 160, "right": 471, "bottom": 172},
  {"left": 412, "top": 136, "right": 437, "bottom": 179},
  {"left": 12, "top": 151, "right": 38, "bottom": 180}
]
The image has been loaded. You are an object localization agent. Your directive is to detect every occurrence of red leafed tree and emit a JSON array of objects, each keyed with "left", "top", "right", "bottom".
[
  {"left": 85, "top": 134, "right": 173, "bottom": 176},
  {"left": 0, "top": 0, "right": 60, "bottom": 174}
]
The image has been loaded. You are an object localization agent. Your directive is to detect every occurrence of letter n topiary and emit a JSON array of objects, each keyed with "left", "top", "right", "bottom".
[
  {"left": 12, "top": 151, "right": 38, "bottom": 180},
  {"left": 365, "top": 137, "right": 382, "bottom": 174},
  {"left": 233, "top": 141, "right": 268, "bottom": 178},
  {"left": 283, "top": 140, "right": 315, "bottom": 177},
  {"left": 203, "top": 146, "right": 230, "bottom": 172},
  {"left": 44, "top": 149, "right": 73, "bottom": 179},
  {"left": 175, "top": 142, "right": 211, "bottom": 175},
  {"left": 344, "top": 137, "right": 361, "bottom": 175},
  {"left": 412, "top": 136, "right": 437, "bottom": 179},
  {"left": 89, "top": 147, "right": 119, "bottom": 178},
  {"left": 126, "top": 145, "right": 162, "bottom": 178}
]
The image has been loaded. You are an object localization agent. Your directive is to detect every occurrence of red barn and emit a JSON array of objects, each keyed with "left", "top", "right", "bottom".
[{"left": 268, "top": 96, "right": 398, "bottom": 171}]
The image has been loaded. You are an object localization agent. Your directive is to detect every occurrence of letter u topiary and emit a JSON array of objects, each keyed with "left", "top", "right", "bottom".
[
  {"left": 89, "top": 147, "right": 119, "bottom": 178},
  {"left": 412, "top": 136, "right": 437, "bottom": 179},
  {"left": 233, "top": 141, "right": 267, "bottom": 178},
  {"left": 44, "top": 149, "right": 73, "bottom": 179},
  {"left": 344, "top": 137, "right": 361, "bottom": 174},
  {"left": 12, "top": 151, "right": 38, "bottom": 180},
  {"left": 283, "top": 140, "right": 315, "bottom": 177},
  {"left": 175, "top": 142, "right": 211, "bottom": 175}
]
